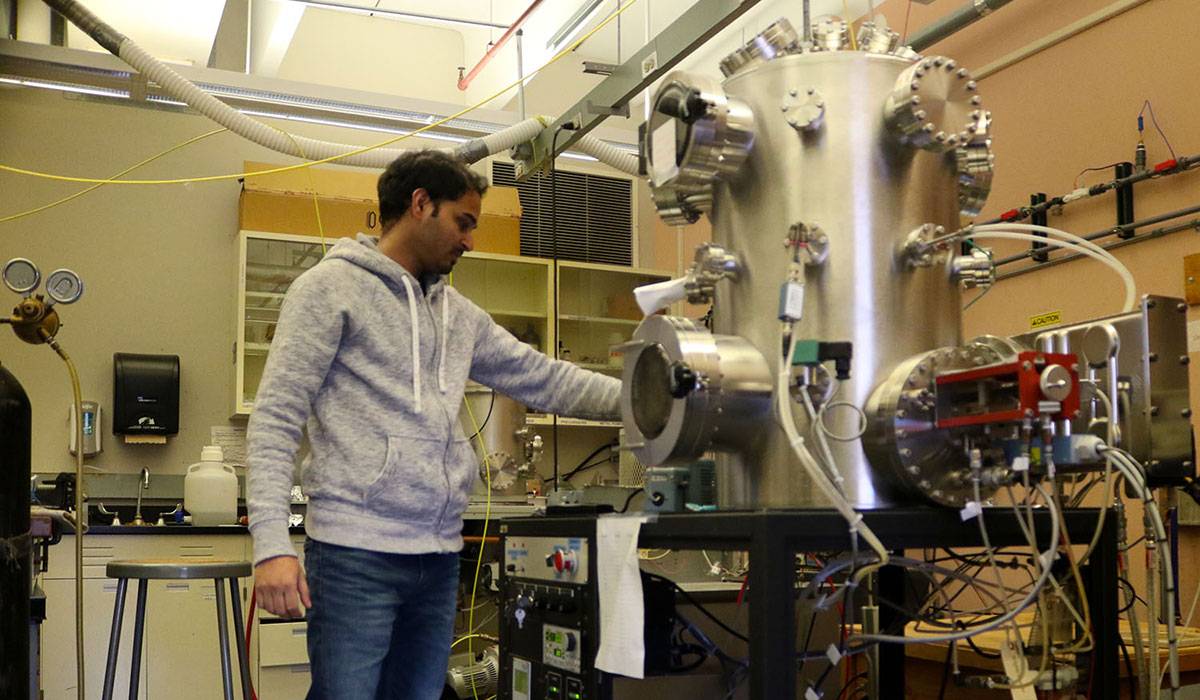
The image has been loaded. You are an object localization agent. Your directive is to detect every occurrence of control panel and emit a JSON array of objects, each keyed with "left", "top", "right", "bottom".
[
  {"left": 505, "top": 535, "right": 589, "bottom": 583},
  {"left": 500, "top": 526, "right": 608, "bottom": 700},
  {"left": 542, "top": 623, "right": 582, "bottom": 673}
]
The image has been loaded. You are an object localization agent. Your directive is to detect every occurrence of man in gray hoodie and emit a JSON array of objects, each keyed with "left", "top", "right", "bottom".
[{"left": 247, "top": 150, "right": 621, "bottom": 700}]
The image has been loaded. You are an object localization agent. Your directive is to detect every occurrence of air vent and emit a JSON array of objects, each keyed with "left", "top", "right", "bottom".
[{"left": 492, "top": 161, "right": 633, "bottom": 266}]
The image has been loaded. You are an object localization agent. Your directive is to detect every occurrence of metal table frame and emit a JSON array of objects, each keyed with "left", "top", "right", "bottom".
[{"left": 624, "top": 507, "right": 1118, "bottom": 700}]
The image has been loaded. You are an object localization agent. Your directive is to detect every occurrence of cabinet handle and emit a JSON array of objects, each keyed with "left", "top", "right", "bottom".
[{"left": 165, "top": 583, "right": 190, "bottom": 592}]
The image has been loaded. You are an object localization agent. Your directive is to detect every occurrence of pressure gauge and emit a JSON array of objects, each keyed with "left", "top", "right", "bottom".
[
  {"left": 45, "top": 269, "right": 84, "bottom": 304},
  {"left": 2, "top": 258, "right": 41, "bottom": 295}
]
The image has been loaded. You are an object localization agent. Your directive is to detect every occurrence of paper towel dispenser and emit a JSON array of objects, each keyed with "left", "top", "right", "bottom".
[{"left": 113, "top": 353, "right": 179, "bottom": 436}]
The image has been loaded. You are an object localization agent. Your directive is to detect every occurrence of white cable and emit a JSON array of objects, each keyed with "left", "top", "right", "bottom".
[
  {"left": 779, "top": 329, "right": 890, "bottom": 579},
  {"left": 800, "top": 388, "right": 847, "bottom": 492},
  {"left": 1103, "top": 448, "right": 1180, "bottom": 697},
  {"left": 972, "top": 225, "right": 1137, "bottom": 312},
  {"left": 851, "top": 485, "right": 1059, "bottom": 645}
]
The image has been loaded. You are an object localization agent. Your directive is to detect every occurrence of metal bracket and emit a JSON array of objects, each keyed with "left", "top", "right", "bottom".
[
  {"left": 587, "top": 100, "right": 630, "bottom": 118},
  {"left": 513, "top": 0, "right": 764, "bottom": 180}
]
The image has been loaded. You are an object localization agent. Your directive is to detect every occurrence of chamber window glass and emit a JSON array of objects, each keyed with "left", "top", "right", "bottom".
[{"left": 631, "top": 343, "right": 674, "bottom": 439}]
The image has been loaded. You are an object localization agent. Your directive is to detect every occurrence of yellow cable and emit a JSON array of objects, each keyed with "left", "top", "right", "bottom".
[
  {"left": 451, "top": 633, "right": 488, "bottom": 649},
  {"left": 0, "top": 0, "right": 642, "bottom": 187},
  {"left": 0, "top": 127, "right": 226, "bottom": 223},
  {"left": 276, "top": 129, "right": 327, "bottom": 253},
  {"left": 45, "top": 335, "right": 85, "bottom": 700},
  {"left": 463, "top": 392, "right": 493, "bottom": 700},
  {"left": 842, "top": 0, "right": 859, "bottom": 50}
]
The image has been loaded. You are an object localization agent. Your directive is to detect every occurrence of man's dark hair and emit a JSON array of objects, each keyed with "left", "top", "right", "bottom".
[{"left": 377, "top": 150, "right": 489, "bottom": 231}]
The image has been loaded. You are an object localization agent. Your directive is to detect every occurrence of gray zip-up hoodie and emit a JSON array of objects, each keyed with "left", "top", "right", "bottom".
[{"left": 246, "top": 234, "right": 621, "bottom": 565}]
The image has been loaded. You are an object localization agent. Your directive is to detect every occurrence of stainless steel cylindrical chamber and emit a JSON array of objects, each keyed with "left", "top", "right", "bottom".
[{"left": 711, "top": 51, "right": 964, "bottom": 508}]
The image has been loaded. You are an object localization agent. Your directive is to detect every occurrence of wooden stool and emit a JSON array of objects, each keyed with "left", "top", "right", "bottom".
[{"left": 100, "top": 558, "right": 253, "bottom": 700}]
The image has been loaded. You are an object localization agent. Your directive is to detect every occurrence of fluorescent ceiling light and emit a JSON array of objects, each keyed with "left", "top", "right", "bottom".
[
  {"left": 0, "top": 75, "right": 129, "bottom": 99},
  {"left": 281, "top": 0, "right": 509, "bottom": 30},
  {"left": 547, "top": 0, "right": 605, "bottom": 50}
]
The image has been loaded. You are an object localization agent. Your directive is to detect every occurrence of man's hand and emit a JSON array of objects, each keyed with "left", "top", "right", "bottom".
[{"left": 255, "top": 556, "right": 311, "bottom": 620}]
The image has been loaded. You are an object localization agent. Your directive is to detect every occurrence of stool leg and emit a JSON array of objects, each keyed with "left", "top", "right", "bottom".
[
  {"left": 215, "top": 577, "right": 235, "bottom": 700},
  {"left": 101, "top": 578, "right": 128, "bottom": 700},
  {"left": 228, "top": 578, "right": 253, "bottom": 700},
  {"left": 128, "top": 580, "right": 147, "bottom": 700}
]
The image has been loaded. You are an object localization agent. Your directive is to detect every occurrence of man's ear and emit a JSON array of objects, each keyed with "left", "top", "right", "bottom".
[{"left": 411, "top": 187, "right": 432, "bottom": 219}]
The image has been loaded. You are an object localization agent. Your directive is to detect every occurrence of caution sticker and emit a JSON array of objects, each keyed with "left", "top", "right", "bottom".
[{"left": 1029, "top": 310, "right": 1062, "bottom": 330}]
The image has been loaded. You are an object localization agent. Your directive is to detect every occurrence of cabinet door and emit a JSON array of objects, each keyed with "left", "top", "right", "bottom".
[
  {"left": 145, "top": 578, "right": 248, "bottom": 700},
  {"left": 40, "top": 578, "right": 147, "bottom": 700}
]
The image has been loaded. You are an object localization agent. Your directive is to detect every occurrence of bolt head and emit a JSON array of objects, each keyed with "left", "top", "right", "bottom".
[
  {"left": 1147, "top": 298, "right": 1157, "bottom": 308},
  {"left": 1149, "top": 352, "right": 1159, "bottom": 362},
  {"left": 790, "top": 89, "right": 799, "bottom": 97},
  {"left": 1182, "top": 408, "right": 1193, "bottom": 418},
  {"left": 1150, "top": 405, "right": 1160, "bottom": 416},
  {"left": 1181, "top": 355, "right": 1190, "bottom": 365},
  {"left": 1178, "top": 302, "right": 1188, "bottom": 312}
]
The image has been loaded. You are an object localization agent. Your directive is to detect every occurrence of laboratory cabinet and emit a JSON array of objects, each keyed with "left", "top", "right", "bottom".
[
  {"left": 232, "top": 230, "right": 557, "bottom": 417},
  {"left": 529, "top": 260, "right": 672, "bottom": 428},
  {"left": 41, "top": 534, "right": 249, "bottom": 700}
]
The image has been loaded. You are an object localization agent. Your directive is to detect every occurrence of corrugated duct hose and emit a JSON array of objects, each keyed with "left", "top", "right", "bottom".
[{"left": 39, "top": 0, "right": 639, "bottom": 175}]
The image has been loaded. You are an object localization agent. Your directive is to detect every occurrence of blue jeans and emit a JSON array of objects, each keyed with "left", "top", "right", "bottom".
[{"left": 303, "top": 538, "right": 459, "bottom": 700}]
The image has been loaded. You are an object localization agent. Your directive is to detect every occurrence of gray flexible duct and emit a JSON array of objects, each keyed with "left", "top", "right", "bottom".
[
  {"left": 41, "top": 0, "right": 642, "bottom": 175},
  {"left": 42, "top": 0, "right": 546, "bottom": 168}
]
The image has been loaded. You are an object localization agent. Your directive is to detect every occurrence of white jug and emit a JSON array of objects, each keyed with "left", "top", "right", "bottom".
[{"left": 184, "top": 446, "right": 238, "bottom": 526}]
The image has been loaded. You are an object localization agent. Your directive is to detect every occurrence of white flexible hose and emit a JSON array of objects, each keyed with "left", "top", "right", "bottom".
[
  {"left": 116, "top": 40, "right": 544, "bottom": 168},
  {"left": 779, "top": 330, "right": 890, "bottom": 576},
  {"left": 1104, "top": 449, "right": 1180, "bottom": 698},
  {"left": 574, "top": 133, "right": 640, "bottom": 175},
  {"left": 968, "top": 230, "right": 1137, "bottom": 312}
]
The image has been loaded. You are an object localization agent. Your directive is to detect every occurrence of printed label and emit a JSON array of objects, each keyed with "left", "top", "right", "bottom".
[{"left": 1029, "top": 310, "right": 1062, "bottom": 330}]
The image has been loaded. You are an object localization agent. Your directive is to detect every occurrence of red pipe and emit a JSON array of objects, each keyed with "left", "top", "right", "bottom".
[{"left": 457, "top": 0, "right": 544, "bottom": 91}]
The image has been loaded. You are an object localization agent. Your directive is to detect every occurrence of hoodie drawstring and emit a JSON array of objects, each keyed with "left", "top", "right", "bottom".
[
  {"left": 400, "top": 276, "right": 422, "bottom": 414},
  {"left": 438, "top": 292, "right": 448, "bottom": 393}
]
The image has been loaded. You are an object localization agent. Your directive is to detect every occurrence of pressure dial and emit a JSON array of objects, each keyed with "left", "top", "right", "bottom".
[
  {"left": 3, "top": 258, "right": 41, "bottom": 295},
  {"left": 45, "top": 269, "right": 84, "bottom": 304}
]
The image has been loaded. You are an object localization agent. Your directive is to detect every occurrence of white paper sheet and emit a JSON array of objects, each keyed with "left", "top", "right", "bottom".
[
  {"left": 210, "top": 426, "right": 247, "bottom": 465},
  {"left": 649, "top": 121, "right": 679, "bottom": 187},
  {"left": 593, "top": 513, "right": 651, "bottom": 678}
]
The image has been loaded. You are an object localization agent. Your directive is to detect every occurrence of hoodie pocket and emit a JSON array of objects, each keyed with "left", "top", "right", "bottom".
[{"left": 362, "top": 435, "right": 447, "bottom": 523}]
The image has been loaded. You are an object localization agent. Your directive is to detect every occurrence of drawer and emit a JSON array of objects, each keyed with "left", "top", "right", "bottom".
[
  {"left": 257, "top": 664, "right": 312, "bottom": 700},
  {"left": 45, "top": 534, "right": 249, "bottom": 580},
  {"left": 258, "top": 621, "right": 310, "bottom": 667}
]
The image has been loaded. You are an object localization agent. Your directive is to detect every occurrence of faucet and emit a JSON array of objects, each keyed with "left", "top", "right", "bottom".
[{"left": 131, "top": 468, "right": 150, "bottom": 526}]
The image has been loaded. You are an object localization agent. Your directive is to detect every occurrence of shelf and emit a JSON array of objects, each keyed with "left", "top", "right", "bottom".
[
  {"left": 567, "top": 362, "right": 622, "bottom": 371},
  {"left": 527, "top": 415, "right": 622, "bottom": 428},
  {"left": 245, "top": 342, "right": 272, "bottom": 355},
  {"left": 487, "top": 308, "right": 546, "bottom": 319},
  {"left": 559, "top": 314, "right": 642, "bottom": 326}
]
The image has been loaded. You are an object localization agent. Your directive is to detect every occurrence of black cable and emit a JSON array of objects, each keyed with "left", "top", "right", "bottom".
[
  {"left": 644, "top": 573, "right": 749, "bottom": 643},
  {"left": 617, "top": 488, "right": 643, "bottom": 513},
  {"left": 1119, "top": 635, "right": 1136, "bottom": 700},
  {"left": 549, "top": 124, "right": 567, "bottom": 495},
  {"left": 937, "top": 638, "right": 956, "bottom": 700},
  {"left": 553, "top": 439, "right": 618, "bottom": 484},
  {"left": 965, "top": 634, "right": 1002, "bottom": 659},
  {"left": 797, "top": 611, "right": 819, "bottom": 676},
  {"left": 837, "top": 673, "right": 869, "bottom": 700},
  {"left": 467, "top": 391, "right": 496, "bottom": 441}
]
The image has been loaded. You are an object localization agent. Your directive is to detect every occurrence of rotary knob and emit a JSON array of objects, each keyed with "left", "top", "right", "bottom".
[
  {"left": 884, "top": 56, "right": 982, "bottom": 152},
  {"left": 548, "top": 548, "right": 578, "bottom": 576}
]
